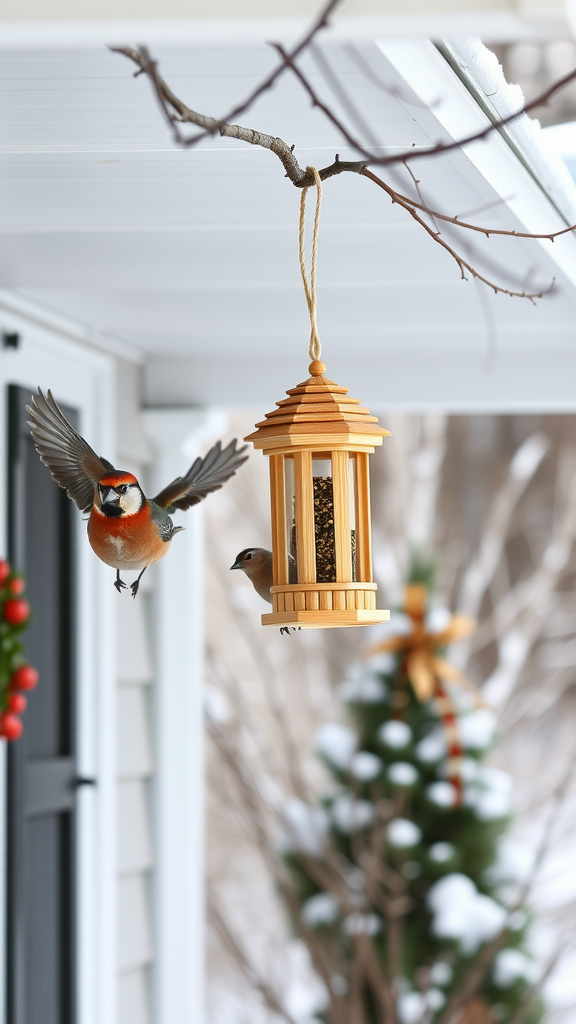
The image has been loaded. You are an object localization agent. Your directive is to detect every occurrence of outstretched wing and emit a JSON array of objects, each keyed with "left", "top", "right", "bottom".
[
  {"left": 27, "top": 387, "right": 115, "bottom": 513},
  {"left": 154, "top": 438, "right": 248, "bottom": 513}
]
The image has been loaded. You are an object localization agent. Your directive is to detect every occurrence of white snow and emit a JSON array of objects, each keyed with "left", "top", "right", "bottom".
[
  {"left": 331, "top": 793, "right": 374, "bottom": 833},
  {"left": 340, "top": 672, "right": 388, "bottom": 704},
  {"left": 315, "top": 723, "right": 357, "bottom": 769},
  {"left": 397, "top": 991, "right": 426, "bottom": 1024},
  {"left": 426, "top": 607, "right": 452, "bottom": 634},
  {"left": 508, "top": 909, "right": 528, "bottom": 932},
  {"left": 428, "top": 842, "right": 455, "bottom": 864},
  {"left": 301, "top": 892, "right": 340, "bottom": 928},
  {"left": 427, "top": 874, "right": 507, "bottom": 954},
  {"left": 368, "top": 651, "right": 397, "bottom": 675},
  {"left": 388, "top": 761, "right": 419, "bottom": 787},
  {"left": 469, "top": 768, "right": 513, "bottom": 821},
  {"left": 426, "top": 781, "right": 459, "bottom": 808},
  {"left": 203, "top": 685, "right": 231, "bottom": 724},
  {"left": 474, "top": 790, "right": 510, "bottom": 820},
  {"left": 283, "top": 799, "right": 329, "bottom": 857},
  {"left": 283, "top": 939, "right": 330, "bottom": 1023},
  {"left": 387, "top": 818, "right": 422, "bottom": 849},
  {"left": 510, "top": 434, "right": 548, "bottom": 482},
  {"left": 459, "top": 757, "right": 479, "bottom": 782},
  {"left": 493, "top": 948, "right": 537, "bottom": 988},
  {"left": 459, "top": 709, "right": 496, "bottom": 750},
  {"left": 483, "top": 631, "right": 530, "bottom": 708},
  {"left": 330, "top": 975, "right": 348, "bottom": 997},
  {"left": 415, "top": 729, "right": 446, "bottom": 763},
  {"left": 430, "top": 962, "right": 453, "bottom": 986},
  {"left": 484, "top": 841, "right": 534, "bottom": 885},
  {"left": 343, "top": 913, "right": 382, "bottom": 936},
  {"left": 378, "top": 720, "right": 412, "bottom": 749},
  {"left": 350, "top": 751, "right": 382, "bottom": 781},
  {"left": 426, "top": 988, "right": 446, "bottom": 1011}
]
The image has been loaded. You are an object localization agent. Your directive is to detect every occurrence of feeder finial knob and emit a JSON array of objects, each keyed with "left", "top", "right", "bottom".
[{"left": 309, "top": 360, "right": 326, "bottom": 376}]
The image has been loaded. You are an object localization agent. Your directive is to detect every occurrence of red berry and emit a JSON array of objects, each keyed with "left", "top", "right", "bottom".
[
  {"left": 0, "top": 713, "right": 22, "bottom": 741},
  {"left": 7, "top": 692, "right": 26, "bottom": 716},
  {"left": 0, "top": 560, "right": 10, "bottom": 586},
  {"left": 3, "top": 598, "right": 30, "bottom": 625},
  {"left": 10, "top": 665, "right": 38, "bottom": 691},
  {"left": 8, "top": 693, "right": 27, "bottom": 714},
  {"left": 7, "top": 577, "right": 25, "bottom": 595}
]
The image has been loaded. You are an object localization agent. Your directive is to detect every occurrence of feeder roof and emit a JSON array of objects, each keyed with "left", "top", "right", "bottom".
[{"left": 245, "top": 360, "right": 391, "bottom": 451}]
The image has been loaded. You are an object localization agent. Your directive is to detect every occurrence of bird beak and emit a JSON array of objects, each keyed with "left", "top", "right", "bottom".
[
  {"left": 103, "top": 488, "right": 120, "bottom": 505},
  {"left": 230, "top": 560, "right": 242, "bottom": 571}
]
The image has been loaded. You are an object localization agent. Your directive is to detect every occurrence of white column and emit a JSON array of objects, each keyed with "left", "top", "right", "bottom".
[{"left": 143, "top": 408, "right": 226, "bottom": 1024}]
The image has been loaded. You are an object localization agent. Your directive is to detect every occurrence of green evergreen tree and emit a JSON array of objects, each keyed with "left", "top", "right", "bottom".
[{"left": 282, "top": 566, "right": 542, "bottom": 1024}]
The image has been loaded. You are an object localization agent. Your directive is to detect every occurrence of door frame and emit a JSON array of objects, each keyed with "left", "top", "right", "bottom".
[{"left": 0, "top": 299, "right": 118, "bottom": 1024}]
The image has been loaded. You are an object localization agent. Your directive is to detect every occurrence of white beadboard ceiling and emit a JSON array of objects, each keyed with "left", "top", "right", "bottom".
[{"left": 2, "top": 35, "right": 576, "bottom": 409}]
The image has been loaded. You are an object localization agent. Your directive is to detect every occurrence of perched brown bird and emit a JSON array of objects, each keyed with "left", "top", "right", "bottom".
[
  {"left": 230, "top": 548, "right": 274, "bottom": 602},
  {"left": 28, "top": 387, "right": 248, "bottom": 596},
  {"left": 230, "top": 547, "right": 296, "bottom": 633}
]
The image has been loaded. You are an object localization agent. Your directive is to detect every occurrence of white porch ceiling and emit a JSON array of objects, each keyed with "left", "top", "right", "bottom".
[{"left": 2, "top": 36, "right": 576, "bottom": 409}]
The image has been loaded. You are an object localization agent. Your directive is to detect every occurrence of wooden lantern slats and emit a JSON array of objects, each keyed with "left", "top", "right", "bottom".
[
  {"left": 293, "top": 451, "right": 316, "bottom": 583},
  {"left": 332, "top": 451, "right": 352, "bottom": 582},
  {"left": 269, "top": 453, "right": 289, "bottom": 586},
  {"left": 245, "top": 363, "right": 390, "bottom": 629},
  {"left": 355, "top": 452, "right": 372, "bottom": 583}
]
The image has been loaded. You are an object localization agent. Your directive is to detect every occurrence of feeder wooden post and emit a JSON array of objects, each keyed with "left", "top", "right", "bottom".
[{"left": 245, "top": 360, "right": 391, "bottom": 629}]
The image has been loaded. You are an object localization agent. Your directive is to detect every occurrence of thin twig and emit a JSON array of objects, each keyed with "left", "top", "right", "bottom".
[
  {"left": 363, "top": 169, "right": 552, "bottom": 301},
  {"left": 506, "top": 941, "right": 573, "bottom": 1024},
  {"left": 372, "top": 184, "right": 576, "bottom": 242},
  {"left": 210, "top": 898, "right": 301, "bottom": 1024}
]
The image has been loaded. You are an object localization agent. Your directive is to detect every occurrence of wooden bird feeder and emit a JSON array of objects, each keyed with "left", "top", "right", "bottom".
[{"left": 245, "top": 360, "right": 391, "bottom": 629}]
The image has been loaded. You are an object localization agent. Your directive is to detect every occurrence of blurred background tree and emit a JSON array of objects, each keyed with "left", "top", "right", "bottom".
[
  {"left": 203, "top": 413, "right": 576, "bottom": 1024},
  {"left": 280, "top": 569, "right": 544, "bottom": 1024}
]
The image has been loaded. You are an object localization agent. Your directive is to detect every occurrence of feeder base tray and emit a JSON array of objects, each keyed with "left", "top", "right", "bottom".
[{"left": 262, "top": 609, "right": 390, "bottom": 629}]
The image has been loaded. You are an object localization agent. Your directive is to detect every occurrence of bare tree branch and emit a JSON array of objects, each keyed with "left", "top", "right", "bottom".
[
  {"left": 112, "top": 42, "right": 366, "bottom": 187},
  {"left": 113, "top": 39, "right": 573, "bottom": 302},
  {"left": 111, "top": 0, "right": 344, "bottom": 157}
]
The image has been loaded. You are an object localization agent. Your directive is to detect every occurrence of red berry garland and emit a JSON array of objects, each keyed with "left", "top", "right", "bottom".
[
  {"left": 3, "top": 599, "right": 30, "bottom": 626},
  {"left": 0, "top": 560, "right": 37, "bottom": 741},
  {"left": 10, "top": 665, "right": 38, "bottom": 691}
]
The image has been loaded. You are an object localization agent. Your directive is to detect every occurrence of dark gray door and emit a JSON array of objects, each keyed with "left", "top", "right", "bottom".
[{"left": 7, "top": 385, "right": 77, "bottom": 1024}]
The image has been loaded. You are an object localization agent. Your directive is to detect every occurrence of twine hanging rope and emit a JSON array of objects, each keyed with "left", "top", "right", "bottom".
[{"left": 299, "top": 166, "right": 323, "bottom": 363}]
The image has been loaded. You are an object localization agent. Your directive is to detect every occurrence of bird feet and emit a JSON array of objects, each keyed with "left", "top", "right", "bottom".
[
  {"left": 130, "top": 580, "right": 140, "bottom": 599},
  {"left": 114, "top": 576, "right": 127, "bottom": 593}
]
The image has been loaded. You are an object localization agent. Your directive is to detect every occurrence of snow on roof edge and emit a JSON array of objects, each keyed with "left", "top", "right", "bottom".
[{"left": 439, "top": 39, "right": 576, "bottom": 227}]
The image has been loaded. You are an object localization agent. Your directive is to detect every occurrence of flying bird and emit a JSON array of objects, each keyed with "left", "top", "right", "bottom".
[
  {"left": 230, "top": 547, "right": 297, "bottom": 633},
  {"left": 28, "top": 388, "right": 248, "bottom": 596}
]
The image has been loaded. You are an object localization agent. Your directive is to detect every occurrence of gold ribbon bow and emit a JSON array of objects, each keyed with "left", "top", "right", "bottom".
[{"left": 368, "top": 584, "right": 476, "bottom": 702}]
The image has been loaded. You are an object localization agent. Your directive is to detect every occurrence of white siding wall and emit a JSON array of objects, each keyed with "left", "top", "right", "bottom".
[
  {"left": 0, "top": 299, "right": 118, "bottom": 1024},
  {"left": 114, "top": 361, "right": 155, "bottom": 1024}
]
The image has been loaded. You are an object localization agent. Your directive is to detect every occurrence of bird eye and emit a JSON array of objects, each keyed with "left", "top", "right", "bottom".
[
  {"left": 245, "top": 552, "right": 252, "bottom": 559},
  {"left": 117, "top": 485, "right": 128, "bottom": 494}
]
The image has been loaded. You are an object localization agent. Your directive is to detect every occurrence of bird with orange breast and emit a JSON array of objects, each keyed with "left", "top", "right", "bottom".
[{"left": 28, "top": 388, "right": 248, "bottom": 597}]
